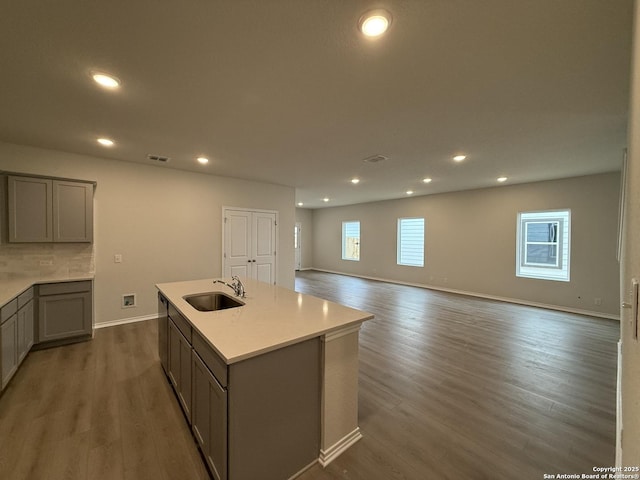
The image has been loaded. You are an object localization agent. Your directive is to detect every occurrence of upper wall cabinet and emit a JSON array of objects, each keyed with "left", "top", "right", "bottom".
[{"left": 7, "top": 175, "right": 94, "bottom": 243}]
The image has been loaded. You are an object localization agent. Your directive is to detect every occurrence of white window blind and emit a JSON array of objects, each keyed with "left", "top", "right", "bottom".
[
  {"left": 397, "top": 217, "right": 424, "bottom": 267},
  {"left": 516, "top": 210, "right": 570, "bottom": 281},
  {"left": 342, "top": 221, "right": 360, "bottom": 261}
]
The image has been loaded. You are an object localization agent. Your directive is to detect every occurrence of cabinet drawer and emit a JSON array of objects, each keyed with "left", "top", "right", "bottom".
[
  {"left": 193, "top": 330, "right": 228, "bottom": 388},
  {"left": 168, "top": 304, "right": 192, "bottom": 343},
  {"left": 17, "top": 288, "right": 34, "bottom": 309},
  {"left": 1, "top": 299, "right": 18, "bottom": 323},
  {"left": 39, "top": 280, "right": 92, "bottom": 296}
]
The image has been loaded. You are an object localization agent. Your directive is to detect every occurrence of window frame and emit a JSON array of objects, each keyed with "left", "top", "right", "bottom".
[
  {"left": 341, "top": 220, "right": 360, "bottom": 261},
  {"left": 397, "top": 217, "right": 425, "bottom": 267},
  {"left": 516, "top": 210, "right": 571, "bottom": 282}
]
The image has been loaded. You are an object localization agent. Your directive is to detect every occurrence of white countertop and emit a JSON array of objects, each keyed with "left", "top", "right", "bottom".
[
  {"left": 0, "top": 273, "right": 95, "bottom": 306},
  {"left": 156, "top": 278, "right": 374, "bottom": 364}
]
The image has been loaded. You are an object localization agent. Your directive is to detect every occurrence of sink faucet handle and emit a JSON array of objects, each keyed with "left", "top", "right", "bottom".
[{"left": 231, "top": 275, "right": 246, "bottom": 298}]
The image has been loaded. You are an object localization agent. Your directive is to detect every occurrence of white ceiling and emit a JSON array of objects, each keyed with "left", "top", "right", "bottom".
[{"left": 0, "top": 1, "right": 633, "bottom": 208}]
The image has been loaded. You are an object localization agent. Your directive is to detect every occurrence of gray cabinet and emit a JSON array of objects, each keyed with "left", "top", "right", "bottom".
[
  {"left": 7, "top": 175, "right": 93, "bottom": 243},
  {"left": 158, "top": 293, "right": 169, "bottom": 374},
  {"left": 38, "top": 281, "right": 92, "bottom": 343},
  {"left": 161, "top": 296, "right": 320, "bottom": 480},
  {"left": 16, "top": 288, "right": 34, "bottom": 363},
  {"left": 1, "top": 300, "right": 18, "bottom": 389},
  {"left": 192, "top": 350, "right": 227, "bottom": 480},
  {"left": 190, "top": 328, "right": 319, "bottom": 480},
  {"left": 1, "top": 289, "right": 35, "bottom": 390},
  {"left": 7, "top": 176, "right": 53, "bottom": 242},
  {"left": 227, "top": 338, "right": 320, "bottom": 480},
  {"left": 168, "top": 316, "right": 192, "bottom": 423}
]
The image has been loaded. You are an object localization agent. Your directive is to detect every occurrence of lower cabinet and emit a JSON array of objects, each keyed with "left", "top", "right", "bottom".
[
  {"left": 17, "top": 290, "right": 34, "bottom": 364},
  {"left": 161, "top": 299, "right": 320, "bottom": 480},
  {"left": 168, "top": 318, "right": 192, "bottom": 423},
  {"left": 38, "top": 281, "right": 92, "bottom": 343},
  {"left": 192, "top": 350, "right": 227, "bottom": 480},
  {"left": 158, "top": 293, "right": 169, "bottom": 374},
  {"left": 1, "top": 313, "right": 17, "bottom": 389},
  {"left": 1, "top": 288, "right": 34, "bottom": 390},
  {"left": 1, "top": 281, "right": 91, "bottom": 393},
  {"left": 226, "top": 338, "right": 320, "bottom": 480}
]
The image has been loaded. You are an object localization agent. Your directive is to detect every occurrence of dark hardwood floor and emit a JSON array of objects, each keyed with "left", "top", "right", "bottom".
[{"left": 0, "top": 270, "right": 619, "bottom": 479}]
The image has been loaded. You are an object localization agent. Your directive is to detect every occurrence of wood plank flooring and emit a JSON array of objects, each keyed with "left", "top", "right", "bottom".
[
  {"left": 0, "top": 317, "right": 209, "bottom": 480},
  {"left": 295, "top": 271, "right": 619, "bottom": 480},
  {"left": 0, "top": 270, "right": 619, "bottom": 480}
]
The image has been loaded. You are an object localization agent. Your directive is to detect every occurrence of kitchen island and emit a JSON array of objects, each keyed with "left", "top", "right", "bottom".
[{"left": 156, "top": 277, "right": 373, "bottom": 480}]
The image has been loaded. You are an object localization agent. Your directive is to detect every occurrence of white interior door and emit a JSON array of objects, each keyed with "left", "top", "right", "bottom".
[
  {"left": 224, "top": 210, "right": 251, "bottom": 278},
  {"left": 223, "top": 208, "right": 277, "bottom": 284},
  {"left": 253, "top": 212, "right": 276, "bottom": 283},
  {"left": 294, "top": 223, "right": 301, "bottom": 271}
]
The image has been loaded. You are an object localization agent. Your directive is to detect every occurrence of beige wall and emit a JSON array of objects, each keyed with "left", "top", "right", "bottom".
[
  {"left": 295, "top": 208, "right": 314, "bottom": 270},
  {"left": 620, "top": 0, "right": 640, "bottom": 466},
  {"left": 311, "top": 173, "right": 621, "bottom": 318},
  {"left": 0, "top": 141, "right": 296, "bottom": 325}
]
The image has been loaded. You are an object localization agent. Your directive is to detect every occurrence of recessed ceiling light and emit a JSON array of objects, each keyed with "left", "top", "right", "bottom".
[
  {"left": 97, "top": 138, "right": 114, "bottom": 147},
  {"left": 497, "top": 176, "right": 508, "bottom": 183},
  {"left": 359, "top": 9, "right": 392, "bottom": 37},
  {"left": 323, "top": 197, "right": 330, "bottom": 202},
  {"left": 351, "top": 178, "right": 360, "bottom": 184},
  {"left": 453, "top": 155, "right": 466, "bottom": 162},
  {"left": 406, "top": 190, "right": 414, "bottom": 195},
  {"left": 422, "top": 177, "right": 432, "bottom": 184},
  {"left": 197, "top": 157, "right": 209, "bottom": 165},
  {"left": 297, "top": 202, "right": 304, "bottom": 207},
  {"left": 92, "top": 73, "right": 120, "bottom": 89}
]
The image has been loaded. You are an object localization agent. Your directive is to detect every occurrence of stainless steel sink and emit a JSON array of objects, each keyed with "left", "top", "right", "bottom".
[{"left": 183, "top": 292, "right": 245, "bottom": 312}]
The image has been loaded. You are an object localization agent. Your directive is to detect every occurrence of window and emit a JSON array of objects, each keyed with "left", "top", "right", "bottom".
[
  {"left": 397, "top": 217, "right": 424, "bottom": 267},
  {"left": 342, "top": 221, "right": 360, "bottom": 261},
  {"left": 516, "top": 210, "right": 570, "bottom": 281}
]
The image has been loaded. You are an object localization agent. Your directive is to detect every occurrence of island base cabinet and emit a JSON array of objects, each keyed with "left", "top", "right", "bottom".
[
  {"left": 158, "top": 293, "right": 169, "bottom": 374},
  {"left": 192, "top": 351, "right": 227, "bottom": 480},
  {"left": 168, "top": 319, "right": 192, "bottom": 423},
  {"left": 227, "top": 338, "right": 321, "bottom": 480}
]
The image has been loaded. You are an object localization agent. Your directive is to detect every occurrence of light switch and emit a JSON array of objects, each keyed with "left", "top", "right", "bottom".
[{"left": 114, "top": 254, "right": 122, "bottom": 263}]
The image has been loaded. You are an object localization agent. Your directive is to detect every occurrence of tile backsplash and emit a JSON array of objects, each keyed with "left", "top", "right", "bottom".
[{"left": 0, "top": 243, "right": 95, "bottom": 277}]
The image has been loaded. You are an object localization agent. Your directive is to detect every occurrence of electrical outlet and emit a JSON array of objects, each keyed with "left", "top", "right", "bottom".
[
  {"left": 594, "top": 298, "right": 602, "bottom": 306},
  {"left": 114, "top": 254, "right": 122, "bottom": 263}
]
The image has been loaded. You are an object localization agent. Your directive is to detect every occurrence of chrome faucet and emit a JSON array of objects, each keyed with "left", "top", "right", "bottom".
[{"left": 214, "top": 276, "right": 246, "bottom": 298}]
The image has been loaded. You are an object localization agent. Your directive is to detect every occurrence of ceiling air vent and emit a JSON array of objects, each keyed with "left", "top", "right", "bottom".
[
  {"left": 147, "top": 154, "right": 170, "bottom": 163},
  {"left": 363, "top": 154, "right": 388, "bottom": 164}
]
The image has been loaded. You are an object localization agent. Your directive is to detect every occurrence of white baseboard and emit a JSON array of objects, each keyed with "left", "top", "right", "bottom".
[
  {"left": 308, "top": 268, "right": 620, "bottom": 321},
  {"left": 94, "top": 313, "right": 157, "bottom": 329},
  {"left": 319, "top": 428, "right": 362, "bottom": 467},
  {"left": 288, "top": 459, "right": 318, "bottom": 479}
]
